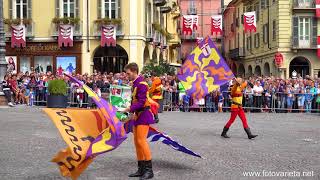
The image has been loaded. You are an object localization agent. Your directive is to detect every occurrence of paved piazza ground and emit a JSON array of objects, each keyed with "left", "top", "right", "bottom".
[{"left": 0, "top": 107, "right": 320, "bottom": 180}]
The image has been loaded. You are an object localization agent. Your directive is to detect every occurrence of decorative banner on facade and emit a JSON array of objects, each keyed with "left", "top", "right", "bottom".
[
  {"left": 243, "top": 11, "right": 257, "bottom": 33},
  {"left": 101, "top": 25, "right": 117, "bottom": 47},
  {"left": 109, "top": 85, "right": 132, "bottom": 121},
  {"left": 5, "top": 56, "right": 17, "bottom": 74},
  {"left": 182, "top": 15, "right": 198, "bottom": 35},
  {"left": 316, "top": 0, "right": 320, "bottom": 18},
  {"left": 211, "top": 15, "right": 223, "bottom": 35},
  {"left": 274, "top": 52, "right": 284, "bottom": 68},
  {"left": 11, "top": 25, "right": 26, "bottom": 48},
  {"left": 317, "top": 36, "right": 320, "bottom": 57},
  {"left": 178, "top": 37, "right": 234, "bottom": 100},
  {"left": 58, "top": 24, "right": 74, "bottom": 47}
]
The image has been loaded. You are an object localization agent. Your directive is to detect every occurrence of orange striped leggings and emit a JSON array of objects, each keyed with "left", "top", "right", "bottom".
[{"left": 133, "top": 125, "right": 152, "bottom": 161}]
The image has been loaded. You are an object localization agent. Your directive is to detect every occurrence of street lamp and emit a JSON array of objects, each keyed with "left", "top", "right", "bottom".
[{"left": 0, "top": 0, "right": 7, "bottom": 84}]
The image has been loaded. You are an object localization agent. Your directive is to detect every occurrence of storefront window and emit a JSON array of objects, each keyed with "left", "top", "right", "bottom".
[
  {"left": 56, "top": 56, "right": 76, "bottom": 75},
  {"left": 34, "top": 56, "right": 53, "bottom": 74},
  {"left": 20, "top": 56, "right": 31, "bottom": 73}
]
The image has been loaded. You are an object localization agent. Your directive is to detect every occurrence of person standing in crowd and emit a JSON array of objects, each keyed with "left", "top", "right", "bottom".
[
  {"left": 297, "top": 89, "right": 306, "bottom": 113},
  {"left": 124, "top": 63, "right": 155, "bottom": 179},
  {"left": 286, "top": 86, "right": 294, "bottom": 113},
  {"left": 2, "top": 75, "right": 14, "bottom": 107},
  {"left": 253, "top": 80, "right": 263, "bottom": 112},
  {"left": 221, "top": 78, "right": 258, "bottom": 139},
  {"left": 245, "top": 85, "right": 254, "bottom": 112},
  {"left": 148, "top": 73, "right": 163, "bottom": 123},
  {"left": 316, "top": 84, "right": 320, "bottom": 111},
  {"left": 305, "top": 88, "right": 313, "bottom": 113}
]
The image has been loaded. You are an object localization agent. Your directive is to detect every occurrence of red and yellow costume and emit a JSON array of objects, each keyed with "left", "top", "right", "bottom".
[
  {"left": 148, "top": 77, "right": 162, "bottom": 121},
  {"left": 221, "top": 79, "right": 258, "bottom": 139}
]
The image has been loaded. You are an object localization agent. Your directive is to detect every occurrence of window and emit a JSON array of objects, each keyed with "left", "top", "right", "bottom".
[
  {"left": 272, "top": 20, "right": 276, "bottom": 40},
  {"left": 299, "top": 17, "right": 310, "bottom": 41},
  {"left": 255, "top": 33, "right": 260, "bottom": 48},
  {"left": 263, "top": 24, "right": 268, "bottom": 43},
  {"left": 255, "top": 3, "right": 260, "bottom": 21},
  {"left": 103, "top": 0, "right": 116, "bottom": 18},
  {"left": 12, "top": 0, "right": 31, "bottom": 19},
  {"left": 246, "top": 36, "right": 252, "bottom": 50},
  {"left": 261, "top": 0, "right": 265, "bottom": 9},
  {"left": 56, "top": 0, "right": 79, "bottom": 17}
]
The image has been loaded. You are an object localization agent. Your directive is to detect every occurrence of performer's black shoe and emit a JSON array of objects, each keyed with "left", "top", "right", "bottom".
[
  {"left": 244, "top": 128, "right": 258, "bottom": 139},
  {"left": 140, "top": 160, "right": 154, "bottom": 179},
  {"left": 129, "top": 161, "right": 144, "bottom": 177},
  {"left": 154, "top": 115, "right": 159, "bottom": 123},
  {"left": 221, "top": 127, "right": 230, "bottom": 138}
]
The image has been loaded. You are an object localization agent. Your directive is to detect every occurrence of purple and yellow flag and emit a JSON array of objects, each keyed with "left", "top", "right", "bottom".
[
  {"left": 178, "top": 37, "right": 234, "bottom": 99},
  {"left": 43, "top": 74, "right": 127, "bottom": 180}
]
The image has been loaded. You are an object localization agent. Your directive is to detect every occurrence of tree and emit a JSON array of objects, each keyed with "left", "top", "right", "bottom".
[{"left": 142, "top": 59, "right": 176, "bottom": 76}]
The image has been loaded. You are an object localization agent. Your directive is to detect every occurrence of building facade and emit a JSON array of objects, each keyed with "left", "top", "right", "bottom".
[
  {"left": 223, "top": 0, "right": 320, "bottom": 79},
  {"left": 179, "top": 0, "right": 222, "bottom": 62},
  {"left": 3, "top": 0, "right": 181, "bottom": 74}
]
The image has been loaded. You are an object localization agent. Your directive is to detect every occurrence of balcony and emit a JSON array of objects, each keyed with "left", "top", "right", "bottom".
[
  {"left": 187, "top": 7, "right": 197, "bottom": 15},
  {"left": 292, "top": 37, "right": 317, "bottom": 49},
  {"left": 180, "top": 32, "right": 200, "bottom": 41},
  {"left": 160, "top": 6, "right": 172, "bottom": 13},
  {"left": 154, "top": 0, "right": 166, "bottom": 7},
  {"left": 229, "top": 48, "right": 245, "bottom": 60},
  {"left": 51, "top": 22, "right": 83, "bottom": 38},
  {"left": 93, "top": 23, "right": 124, "bottom": 37},
  {"left": 4, "top": 20, "right": 35, "bottom": 39},
  {"left": 293, "top": 0, "right": 315, "bottom": 9}
]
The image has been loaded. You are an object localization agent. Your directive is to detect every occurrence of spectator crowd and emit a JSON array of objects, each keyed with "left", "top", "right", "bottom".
[{"left": 1, "top": 70, "right": 320, "bottom": 113}]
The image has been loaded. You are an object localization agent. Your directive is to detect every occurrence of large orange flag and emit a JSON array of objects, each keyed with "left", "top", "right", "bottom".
[{"left": 43, "top": 108, "right": 108, "bottom": 179}]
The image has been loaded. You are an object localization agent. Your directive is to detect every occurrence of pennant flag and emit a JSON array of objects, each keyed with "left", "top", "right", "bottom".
[
  {"left": 182, "top": 15, "right": 198, "bottom": 35},
  {"left": 11, "top": 24, "right": 26, "bottom": 48},
  {"left": 243, "top": 11, "right": 257, "bottom": 33},
  {"left": 43, "top": 74, "right": 127, "bottom": 179},
  {"left": 177, "top": 37, "right": 234, "bottom": 100},
  {"left": 211, "top": 15, "right": 223, "bottom": 35},
  {"left": 101, "top": 25, "right": 117, "bottom": 47},
  {"left": 58, "top": 24, "right": 74, "bottom": 47},
  {"left": 124, "top": 120, "right": 202, "bottom": 158}
]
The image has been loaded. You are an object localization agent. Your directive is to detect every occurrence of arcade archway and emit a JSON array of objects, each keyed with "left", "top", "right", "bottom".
[
  {"left": 238, "top": 64, "right": 245, "bottom": 77},
  {"left": 93, "top": 45, "right": 128, "bottom": 73},
  {"left": 254, "top": 66, "right": 262, "bottom": 76},
  {"left": 264, "top": 62, "right": 270, "bottom": 76},
  {"left": 248, "top": 65, "right": 253, "bottom": 76},
  {"left": 289, "top": 56, "right": 310, "bottom": 78}
]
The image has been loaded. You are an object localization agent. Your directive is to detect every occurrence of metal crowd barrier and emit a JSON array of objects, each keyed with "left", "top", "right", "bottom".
[{"left": 160, "top": 90, "right": 320, "bottom": 113}]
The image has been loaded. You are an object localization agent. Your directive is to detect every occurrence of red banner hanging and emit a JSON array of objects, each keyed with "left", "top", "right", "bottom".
[
  {"left": 244, "top": 11, "right": 257, "bottom": 33},
  {"left": 58, "top": 24, "right": 74, "bottom": 47},
  {"left": 101, "top": 25, "right": 116, "bottom": 47},
  {"left": 11, "top": 25, "right": 26, "bottom": 48},
  {"left": 211, "top": 15, "right": 223, "bottom": 35},
  {"left": 182, "top": 15, "right": 198, "bottom": 35}
]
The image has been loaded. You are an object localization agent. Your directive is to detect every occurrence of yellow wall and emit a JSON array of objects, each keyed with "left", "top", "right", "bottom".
[{"left": 4, "top": 0, "right": 181, "bottom": 74}]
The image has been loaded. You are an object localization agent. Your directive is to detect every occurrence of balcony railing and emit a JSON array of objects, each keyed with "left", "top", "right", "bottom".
[
  {"left": 292, "top": 36, "right": 317, "bottom": 49},
  {"left": 51, "top": 22, "right": 83, "bottom": 37},
  {"left": 229, "top": 48, "right": 245, "bottom": 60},
  {"left": 154, "top": 0, "right": 166, "bottom": 7},
  {"left": 93, "top": 23, "right": 123, "bottom": 37},
  {"left": 293, "top": 0, "right": 315, "bottom": 9},
  {"left": 4, "top": 21, "right": 35, "bottom": 38},
  {"left": 180, "top": 32, "right": 200, "bottom": 40}
]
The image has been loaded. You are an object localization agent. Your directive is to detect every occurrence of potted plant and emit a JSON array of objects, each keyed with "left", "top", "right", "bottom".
[{"left": 47, "top": 79, "right": 68, "bottom": 108}]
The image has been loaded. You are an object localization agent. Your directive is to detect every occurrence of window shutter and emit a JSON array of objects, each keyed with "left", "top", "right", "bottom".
[
  {"left": 28, "top": 0, "right": 32, "bottom": 19},
  {"left": 9, "top": 0, "right": 13, "bottom": 18},
  {"left": 312, "top": 17, "right": 317, "bottom": 47},
  {"left": 75, "top": 0, "right": 79, "bottom": 17},
  {"left": 292, "top": 16, "right": 299, "bottom": 47},
  {"left": 255, "top": 3, "right": 259, "bottom": 21},
  {"left": 55, "top": 0, "right": 60, "bottom": 17},
  {"left": 261, "top": 0, "right": 265, "bottom": 9},
  {"left": 97, "top": 0, "right": 101, "bottom": 19},
  {"left": 118, "top": 0, "right": 121, "bottom": 19}
]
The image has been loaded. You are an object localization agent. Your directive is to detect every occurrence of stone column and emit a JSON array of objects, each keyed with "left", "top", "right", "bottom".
[{"left": 0, "top": 0, "right": 7, "bottom": 85}]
